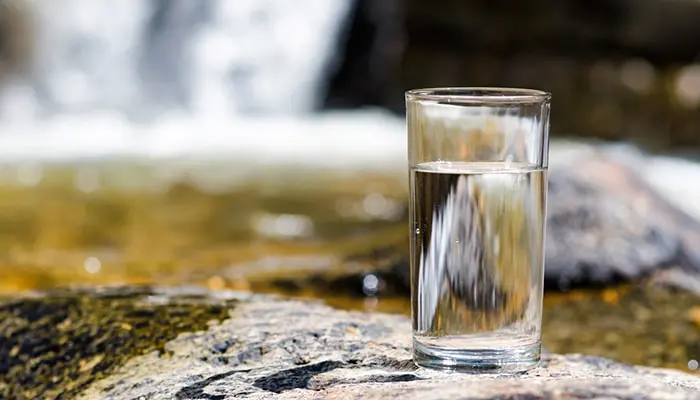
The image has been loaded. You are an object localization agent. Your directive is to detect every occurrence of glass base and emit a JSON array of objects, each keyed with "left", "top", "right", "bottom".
[{"left": 413, "top": 338, "right": 541, "bottom": 373}]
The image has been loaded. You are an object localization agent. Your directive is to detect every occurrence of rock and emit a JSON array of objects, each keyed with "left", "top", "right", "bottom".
[
  {"left": 3, "top": 286, "right": 699, "bottom": 399},
  {"left": 289, "top": 142, "right": 700, "bottom": 295},
  {"left": 320, "top": 0, "right": 404, "bottom": 111},
  {"left": 27, "top": 287, "right": 689, "bottom": 400},
  {"left": 0, "top": 286, "right": 239, "bottom": 400},
  {"left": 0, "top": 0, "right": 34, "bottom": 80},
  {"left": 2, "top": 286, "right": 698, "bottom": 398},
  {"left": 544, "top": 142, "right": 700, "bottom": 290}
]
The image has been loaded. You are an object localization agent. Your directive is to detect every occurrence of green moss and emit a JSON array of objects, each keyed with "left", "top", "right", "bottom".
[{"left": 0, "top": 286, "right": 234, "bottom": 400}]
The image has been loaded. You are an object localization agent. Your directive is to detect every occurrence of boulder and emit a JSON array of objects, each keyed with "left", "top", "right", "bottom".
[
  {"left": 543, "top": 142, "right": 700, "bottom": 289},
  {"left": 317, "top": 142, "right": 700, "bottom": 295},
  {"left": 3, "top": 286, "right": 698, "bottom": 399}
]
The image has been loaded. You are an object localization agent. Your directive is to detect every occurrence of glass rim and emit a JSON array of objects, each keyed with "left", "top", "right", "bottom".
[{"left": 405, "top": 87, "right": 551, "bottom": 104}]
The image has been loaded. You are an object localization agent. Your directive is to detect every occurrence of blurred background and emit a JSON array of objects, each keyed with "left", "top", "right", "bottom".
[{"left": 0, "top": 0, "right": 699, "bottom": 372}]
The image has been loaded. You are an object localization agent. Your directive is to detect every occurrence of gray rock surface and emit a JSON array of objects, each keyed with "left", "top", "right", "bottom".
[
  {"left": 544, "top": 142, "right": 700, "bottom": 289},
  {"left": 80, "top": 293, "right": 700, "bottom": 400}
]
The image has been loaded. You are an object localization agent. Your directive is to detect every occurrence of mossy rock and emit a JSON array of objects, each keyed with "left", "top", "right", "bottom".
[{"left": 0, "top": 286, "right": 243, "bottom": 399}]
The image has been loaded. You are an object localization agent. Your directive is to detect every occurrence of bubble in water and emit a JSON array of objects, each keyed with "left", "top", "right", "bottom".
[
  {"left": 363, "top": 274, "right": 380, "bottom": 296},
  {"left": 84, "top": 257, "right": 101, "bottom": 274},
  {"left": 689, "top": 359, "right": 699, "bottom": 371}
]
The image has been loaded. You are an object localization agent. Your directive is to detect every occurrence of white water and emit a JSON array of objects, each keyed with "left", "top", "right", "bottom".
[
  {"left": 16, "top": 0, "right": 351, "bottom": 114},
  {"left": 0, "top": 109, "right": 406, "bottom": 171},
  {"left": 0, "top": 0, "right": 409, "bottom": 170}
]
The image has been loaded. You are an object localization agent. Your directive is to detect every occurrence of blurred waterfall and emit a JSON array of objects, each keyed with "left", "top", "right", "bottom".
[
  {"left": 0, "top": 0, "right": 405, "bottom": 169},
  {"left": 3, "top": 0, "right": 351, "bottom": 116}
]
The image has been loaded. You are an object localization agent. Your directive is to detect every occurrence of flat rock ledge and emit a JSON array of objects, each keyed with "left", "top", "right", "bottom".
[{"left": 65, "top": 288, "right": 700, "bottom": 400}]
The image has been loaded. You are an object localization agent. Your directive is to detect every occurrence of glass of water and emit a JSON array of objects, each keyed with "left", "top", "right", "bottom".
[{"left": 407, "top": 88, "right": 551, "bottom": 372}]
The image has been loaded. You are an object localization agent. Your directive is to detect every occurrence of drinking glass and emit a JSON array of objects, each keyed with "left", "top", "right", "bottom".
[{"left": 407, "top": 87, "right": 551, "bottom": 372}]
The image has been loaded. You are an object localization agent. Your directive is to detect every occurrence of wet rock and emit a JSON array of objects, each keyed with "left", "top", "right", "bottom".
[
  {"left": 53, "top": 287, "right": 698, "bottom": 400},
  {"left": 0, "top": 286, "right": 242, "bottom": 400}
]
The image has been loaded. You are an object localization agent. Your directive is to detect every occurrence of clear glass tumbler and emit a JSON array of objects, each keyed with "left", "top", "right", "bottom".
[{"left": 407, "top": 88, "right": 551, "bottom": 372}]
